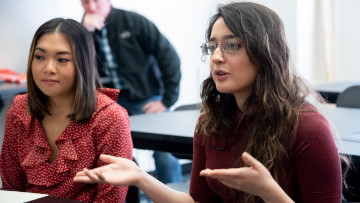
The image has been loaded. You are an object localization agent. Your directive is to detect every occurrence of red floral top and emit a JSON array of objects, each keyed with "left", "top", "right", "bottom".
[{"left": 0, "top": 88, "right": 133, "bottom": 203}]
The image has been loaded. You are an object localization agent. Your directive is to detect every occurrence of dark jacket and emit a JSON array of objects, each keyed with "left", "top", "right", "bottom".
[{"left": 92, "top": 7, "right": 181, "bottom": 108}]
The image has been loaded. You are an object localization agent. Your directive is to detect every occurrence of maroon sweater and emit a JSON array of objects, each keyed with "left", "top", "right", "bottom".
[{"left": 189, "top": 108, "right": 342, "bottom": 203}]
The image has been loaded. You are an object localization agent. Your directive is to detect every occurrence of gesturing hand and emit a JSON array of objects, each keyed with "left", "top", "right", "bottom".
[
  {"left": 82, "top": 13, "right": 105, "bottom": 32},
  {"left": 74, "top": 155, "right": 140, "bottom": 186},
  {"left": 142, "top": 100, "right": 167, "bottom": 114},
  {"left": 200, "top": 152, "right": 293, "bottom": 203}
]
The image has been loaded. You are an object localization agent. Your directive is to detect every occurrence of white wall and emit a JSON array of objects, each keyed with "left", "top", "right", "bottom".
[
  {"left": 0, "top": 0, "right": 84, "bottom": 72},
  {"left": 112, "top": 0, "right": 297, "bottom": 107},
  {"left": 296, "top": 0, "right": 360, "bottom": 85},
  {"left": 334, "top": 0, "right": 360, "bottom": 82},
  {"left": 252, "top": 0, "right": 297, "bottom": 68},
  {"left": 4, "top": 1, "right": 360, "bottom": 104},
  {"left": 297, "top": 0, "right": 316, "bottom": 84},
  {"left": 0, "top": 0, "right": 297, "bottom": 109}
]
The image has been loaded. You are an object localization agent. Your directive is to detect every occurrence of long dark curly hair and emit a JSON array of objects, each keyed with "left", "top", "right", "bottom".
[{"left": 196, "top": 2, "right": 349, "bottom": 203}]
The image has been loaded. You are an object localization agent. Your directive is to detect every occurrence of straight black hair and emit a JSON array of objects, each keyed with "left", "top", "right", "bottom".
[{"left": 27, "top": 18, "right": 102, "bottom": 122}]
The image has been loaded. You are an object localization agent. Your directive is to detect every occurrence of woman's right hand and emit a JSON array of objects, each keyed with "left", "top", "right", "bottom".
[
  {"left": 75, "top": 155, "right": 196, "bottom": 203},
  {"left": 74, "top": 154, "right": 141, "bottom": 186}
]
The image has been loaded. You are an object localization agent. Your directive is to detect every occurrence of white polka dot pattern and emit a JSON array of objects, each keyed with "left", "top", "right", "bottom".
[{"left": 0, "top": 88, "right": 133, "bottom": 203}]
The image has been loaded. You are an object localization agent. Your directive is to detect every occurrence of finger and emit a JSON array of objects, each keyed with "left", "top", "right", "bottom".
[
  {"left": 84, "top": 14, "right": 105, "bottom": 31},
  {"left": 204, "top": 168, "right": 244, "bottom": 180},
  {"left": 145, "top": 105, "right": 159, "bottom": 114},
  {"left": 75, "top": 171, "right": 86, "bottom": 176},
  {"left": 83, "top": 168, "right": 103, "bottom": 183},
  {"left": 99, "top": 154, "right": 119, "bottom": 164},
  {"left": 147, "top": 101, "right": 167, "bottom": 114},
  {"left": 143, "top": 105, "right": 157, "bottom": 114},
  {"left": 95, "top": 170, "right": 106, "bottom": 182},
  {"left": 93, "top": 13, "right": 105, "bottom": 22},
  {"left": 142, "top": 102, "right": 154, "bottom": 112},
  {"left": 94, "top": 24, "right": 104, "bottom": 30},
  {"left": 94, "top": 21, "right": 105, "bottom": 30},
  {"left": 86, "top": 13, "right": 105, "bottom": 22},
  {"left": 151, "top": 105, "right": 166, "bottom": 113},
  {"left": 207, "top": 169, "right": 232, "bottom": 179},
  {"left": 242, "top": 152, "right": 262, "bottom": 170},
  {"left": 73, "top": 175, "right": 93, "bottom": 183},
  {"left": 199, "top": 169, "right": 213, "bottom": 176}
]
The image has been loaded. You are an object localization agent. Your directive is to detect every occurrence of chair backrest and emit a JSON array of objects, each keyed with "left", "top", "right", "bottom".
[
  {"left": 174, "top": 103, "right": 202, "bottom": 111},
  {"left": 336, "top": 86, "right": 360, "bottom": 108}
]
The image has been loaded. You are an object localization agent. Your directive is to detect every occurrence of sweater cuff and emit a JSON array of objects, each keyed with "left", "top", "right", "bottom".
[{"left": 162, "top": 99, "right": 173, "bottom": 109}]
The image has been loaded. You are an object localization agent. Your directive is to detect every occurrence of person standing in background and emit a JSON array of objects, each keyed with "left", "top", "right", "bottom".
[{"left": 80, "top": 0, "right": 182, "bottom": 184}]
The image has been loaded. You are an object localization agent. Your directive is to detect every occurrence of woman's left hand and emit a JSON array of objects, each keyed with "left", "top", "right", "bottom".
[{"left": 200, "top": 152, "right": 294, "bottom": 203}]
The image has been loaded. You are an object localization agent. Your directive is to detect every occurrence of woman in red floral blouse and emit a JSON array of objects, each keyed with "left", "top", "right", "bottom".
[{"left": 0, "top": 18, "right": 133, "bottom": 203}]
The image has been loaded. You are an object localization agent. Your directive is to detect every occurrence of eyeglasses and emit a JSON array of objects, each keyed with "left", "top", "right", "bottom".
[{"left": 200, "top": 39, "right": 245, "bottom": 55}]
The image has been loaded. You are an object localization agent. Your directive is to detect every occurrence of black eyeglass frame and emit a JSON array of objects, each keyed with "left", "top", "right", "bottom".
[{"left": 200, "top": 39, "right": 245, "bottom": 55}]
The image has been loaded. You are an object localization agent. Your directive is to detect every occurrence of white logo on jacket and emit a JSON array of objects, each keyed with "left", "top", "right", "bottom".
[{"left": 120, "top": 31, "right": 131, "bottom": 39}]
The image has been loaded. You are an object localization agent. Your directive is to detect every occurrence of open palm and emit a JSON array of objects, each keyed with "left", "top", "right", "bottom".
[
  {"left": 199, "top": 152, "right": 292, "bottom": 202},
  {"left": 74, "top": 154, "right": 140, "bottom": 186}
]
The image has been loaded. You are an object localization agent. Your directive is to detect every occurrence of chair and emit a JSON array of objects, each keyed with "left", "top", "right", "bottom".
[
  {"left": 336, "top": 86, "right": 360, "bottom": 108},
  {"left": 342, "top": 155, "right": 360, "bottom": 202},
  {"left": 126, "top": 158, "right": 140, "bottom": 203}
]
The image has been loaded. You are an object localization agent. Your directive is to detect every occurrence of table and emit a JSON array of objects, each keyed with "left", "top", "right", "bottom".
[
  {"left": 0, "top": 188, "right": 86, "bottom": 203},
  {"left": 130, "top": 110, "right": 199, "bottom": 156},
  {"left": 0, "top": 82, "right": 27, "bottom": 101},
  {"left": 327, "top": 107, "right": 360, "bottom": 156},
  {"left": 27, "top": 196, "right": 86, "bottom": 203},
  {"left": 314, "top": 81, "right": 360, "bottom": 103},
  {"left": 129, "top": 107, "right": 360, "bottom": 157}
]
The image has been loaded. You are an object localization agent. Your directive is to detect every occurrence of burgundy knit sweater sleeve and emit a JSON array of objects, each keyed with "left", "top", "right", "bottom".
[{"left": 291, "top": 109, "right": 342, "bottom": 202}]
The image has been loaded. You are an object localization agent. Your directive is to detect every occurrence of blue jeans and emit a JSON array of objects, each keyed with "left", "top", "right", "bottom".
[{"left": 117, "top": 94, "right": 182, "bottom": 184}]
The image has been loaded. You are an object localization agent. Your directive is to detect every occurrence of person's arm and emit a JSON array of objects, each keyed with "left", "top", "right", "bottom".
[
  {"left": 201, "top": 110, "right": 342, "bottom": 202},
  {"left": 74, "top": 117, "right": 220, "bottom": 203},
  {"left": 91, "top": 104, "right": 133, "bottom": 203},
  {"left": 0, "top": 106, "right": 27, "bottom": 191},
  {"left": 199, "top": 111, "right": 343, "bottom": 203},
  {"left": 135, "top": 14, "right": 181, "bottom": 108},
  {"left": 75, "top": 114, "right": 206, "bottom": 202},
  {"left": 74, "top": 155, "right": 195, "bottom": 203},
  {"left": 292, "top": 111, "right": 342, "bottom": 202}
]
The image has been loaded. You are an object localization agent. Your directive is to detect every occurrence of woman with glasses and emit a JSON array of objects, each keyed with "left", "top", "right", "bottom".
[{"left": 74, "top": 2, "right": 346, "bottom": 202}]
